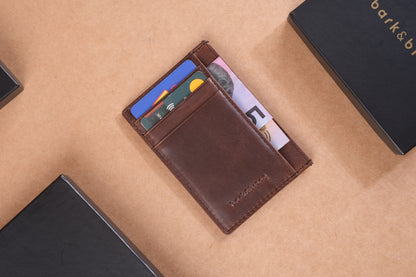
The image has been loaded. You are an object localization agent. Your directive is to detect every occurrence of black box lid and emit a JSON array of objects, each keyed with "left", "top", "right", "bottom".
[
  {"left": 0, "top": 175, "right": 163, "bottom": 277},
  {"left": 0, "top": 61, "right": 22, "bottom": 109},
  {"left": 290, "top": 0, "right": 416, "bottom": 154}
]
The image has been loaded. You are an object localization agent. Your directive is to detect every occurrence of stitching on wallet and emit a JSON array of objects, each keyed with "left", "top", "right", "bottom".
[
  {"left": 226, "top": 160, "right": 312, "bottom": 233},
  {"left": 228, "top": 174, "right": 270, "bottom": 208}
]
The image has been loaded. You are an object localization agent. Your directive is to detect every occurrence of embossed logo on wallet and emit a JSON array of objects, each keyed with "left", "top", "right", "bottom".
[
  {"left": 371, "top": 0, "right": 416, "bottom": 56},
  {"left": 228, "top": 174, "right": 270, "bottom": 208}
]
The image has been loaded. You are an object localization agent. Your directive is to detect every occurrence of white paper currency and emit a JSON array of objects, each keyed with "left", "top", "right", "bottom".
[{"left": 208, "top": 57, "right": 289, "bottom": 150}]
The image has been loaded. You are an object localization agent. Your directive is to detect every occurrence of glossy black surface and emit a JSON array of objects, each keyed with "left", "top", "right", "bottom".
[
  {"left": 291, "top": 0, "right": 416, "bottom": 154},
  {"left": 0, "top": 61, "right": 22, "bottom": 109},
  {"left": 0, "top": 175, "right": 162, "bottom": 277}
]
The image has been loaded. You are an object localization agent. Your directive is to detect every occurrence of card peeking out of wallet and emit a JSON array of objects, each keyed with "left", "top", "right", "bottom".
[{"left": 123, "top": 41, "right": 312, "bottom": 234}]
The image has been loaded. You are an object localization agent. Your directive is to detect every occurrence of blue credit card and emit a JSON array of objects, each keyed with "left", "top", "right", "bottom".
[{"left": 130, "top": 60, "right": 197, "bottom": 119}]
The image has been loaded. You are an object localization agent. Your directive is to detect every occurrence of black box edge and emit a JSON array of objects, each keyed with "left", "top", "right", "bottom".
[
  {"left": 59, "top": 175, "right": 164, "bottom": 277},
  {"left": 0, "top": 61, "right": 23, "bottom": 110},
  {"left": 288, "top": 11, "right": 405, "bottom": 155},
  {"left": 0, "top": 175, "right": 164, "bottom": 277}
]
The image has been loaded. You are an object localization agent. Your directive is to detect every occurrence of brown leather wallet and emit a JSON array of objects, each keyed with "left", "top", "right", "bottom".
[{"left": 123, "top": 41, "right": 312, "bottom": 234}]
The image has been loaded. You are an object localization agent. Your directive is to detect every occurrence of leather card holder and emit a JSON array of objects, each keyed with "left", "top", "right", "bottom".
[{"left": 123, "top": 41, "right": 312, "bottom": 234}]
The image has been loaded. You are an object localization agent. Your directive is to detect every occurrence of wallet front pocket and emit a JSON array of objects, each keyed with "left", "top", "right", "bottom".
[{"left": 152, "top": 88, "right": 297, "bottom": 233}]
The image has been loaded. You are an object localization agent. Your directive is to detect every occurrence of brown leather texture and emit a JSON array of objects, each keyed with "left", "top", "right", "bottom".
[{"left": 123, "top": 41, "right": 312, "bottom": 234}]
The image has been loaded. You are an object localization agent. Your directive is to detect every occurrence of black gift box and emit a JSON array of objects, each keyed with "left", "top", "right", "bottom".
[
  {"left": 0, "top": 61, "right": 22, "bottom": 109},
  {"left": 0, "top": 175, "right": 163, "bottom": 277},
  {"left": 290, "top": 0, "right": 416, "bottom": 154}
]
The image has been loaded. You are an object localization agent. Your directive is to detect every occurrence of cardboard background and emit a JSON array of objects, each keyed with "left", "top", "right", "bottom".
[{"left": 1, "top": 1, "right": 415, "bottom": 276}]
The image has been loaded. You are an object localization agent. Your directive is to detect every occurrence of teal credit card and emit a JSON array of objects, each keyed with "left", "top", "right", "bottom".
[{"left": 141, "top": 71, "right": 207, "bottom": 131}]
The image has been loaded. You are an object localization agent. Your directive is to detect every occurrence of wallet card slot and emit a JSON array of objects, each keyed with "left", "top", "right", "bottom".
[
  {"left": 152, "top": 91, "right": 297, "bottom": 233},
  {"left": 130, "top": 65, "right": 207, "bottom": 135},
  {"left": 144, "top": 78, "right": 219, "bottom": 147},
  {"left": 132, "top": 53, "right": 198, "bottom": 107},
  {"left": 122, "top": 52, "right": 200, "bottom": 134},
  {"left": 135, "top": 65, "right": 203, "bottom": 121}
]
